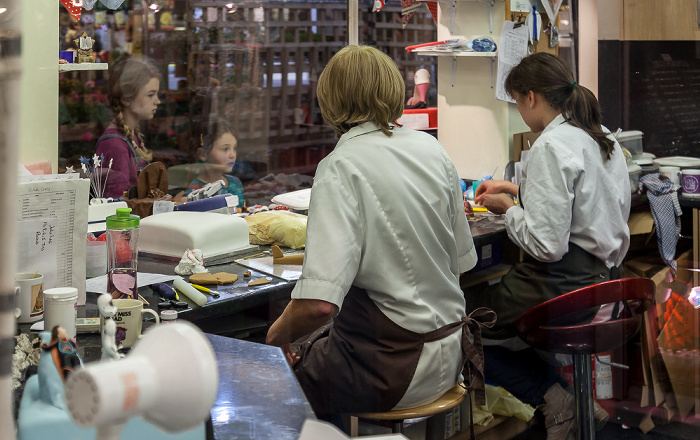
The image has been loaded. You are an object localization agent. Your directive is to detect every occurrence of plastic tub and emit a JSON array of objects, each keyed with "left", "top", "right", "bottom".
[
  {"left": 628, "top": 163, "right": 641, "bottom": 193},
  {"left": 617, "top": 130, "right": 644, "bottom": 160}
]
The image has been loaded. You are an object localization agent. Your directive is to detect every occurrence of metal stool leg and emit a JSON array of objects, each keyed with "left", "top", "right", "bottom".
[
  {"left": 391, "top": 420, "right": 403, "bottom": 433},
  {"left": 573, "top": 354, "right": 595, "bottom": 440}
]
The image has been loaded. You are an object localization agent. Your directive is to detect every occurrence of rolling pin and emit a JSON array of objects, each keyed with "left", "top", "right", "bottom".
[{"left": 172, "top": 276, "right": 207, "bottom": 307}]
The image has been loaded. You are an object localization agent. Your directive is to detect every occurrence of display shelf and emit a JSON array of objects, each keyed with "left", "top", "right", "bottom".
[
  {"left": 59, "top": 63, "right": 108, "bottom": 72},
  {"left": 413, "top": 50, "right": 496, "bottom": 88}
]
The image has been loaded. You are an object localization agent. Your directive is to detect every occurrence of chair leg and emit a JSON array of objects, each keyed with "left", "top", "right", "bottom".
[
  {"left": 572, "top": 354, "right": 596, "bottom": 440},
  {"left": 348, "top": 415, "right": 359, "bottom": 437},
  {"left": 391, "top": 420, "right": 404, "bottom": 434}
]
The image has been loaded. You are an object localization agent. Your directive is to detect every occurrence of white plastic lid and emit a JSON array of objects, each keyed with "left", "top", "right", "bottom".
[
  {"left": 633, "top": 158, "right": 653, "bottom": 166},
  {"left": 160, "top": 310, "right": 178, "bottom": 321},
  {"left": 43, "top": 287, "right": 78, "bottom": 300},
  {"left": 616, "top": 130, "right": 643, "bottom": 141},
  {"left": 627, "top": 163, "right": 642, "bottom": 173}
]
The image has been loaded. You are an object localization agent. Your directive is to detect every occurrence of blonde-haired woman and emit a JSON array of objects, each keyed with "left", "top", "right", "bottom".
[
  {"left": 266, "top": 45, "right": 484, "bottom": 423},
  {"left": 96, "top": 58, "right": 160, "bottom": 199}
]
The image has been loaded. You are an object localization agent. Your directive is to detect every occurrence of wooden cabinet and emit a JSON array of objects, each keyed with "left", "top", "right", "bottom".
[{"left": 623, "top": 0, "right": 700, "bottom": 40}]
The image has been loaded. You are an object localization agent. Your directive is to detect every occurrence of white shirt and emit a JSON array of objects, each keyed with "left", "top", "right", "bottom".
[
  {"left": 292, "top": 122, "right": 477, "bottom": 408},
  {"left": 505, "top": 114, "right": 631, "bottom": 267}
]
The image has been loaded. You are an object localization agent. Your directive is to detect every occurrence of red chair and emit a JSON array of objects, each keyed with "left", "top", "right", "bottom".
[{"left": 513, "top": 277, "right": 655, "bottom": 440}]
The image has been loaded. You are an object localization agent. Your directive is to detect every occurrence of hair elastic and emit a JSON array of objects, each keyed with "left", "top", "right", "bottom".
[{"left": 569, "top": 81, "right": 577, "bottom": 90}]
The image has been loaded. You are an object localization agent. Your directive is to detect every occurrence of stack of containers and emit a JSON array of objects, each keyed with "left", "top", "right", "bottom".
[{"left": 618, "top": 130, "right": 645, "bottom": 193}]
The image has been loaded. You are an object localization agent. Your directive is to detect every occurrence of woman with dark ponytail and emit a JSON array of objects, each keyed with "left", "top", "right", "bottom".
[
  {"left": 95, "top": 57, "right": 160, "bottom": 198},
  {"left": 469, "top": 53, "right": 630, "bottom": 440}
]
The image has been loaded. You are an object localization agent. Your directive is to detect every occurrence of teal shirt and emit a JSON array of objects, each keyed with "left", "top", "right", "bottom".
[{"left": 184, "top": 174, "right": 246, "bottom": 208}]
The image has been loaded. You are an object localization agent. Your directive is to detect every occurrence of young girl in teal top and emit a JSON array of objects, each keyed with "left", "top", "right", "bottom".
[{"left": 184, "top": 117, "right": 246, "bottom": 209}]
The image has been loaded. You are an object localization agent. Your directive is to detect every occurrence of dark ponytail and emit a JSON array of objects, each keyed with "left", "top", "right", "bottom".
[{"left": 504, "top": 53, "right": 615, "bottom": 159}]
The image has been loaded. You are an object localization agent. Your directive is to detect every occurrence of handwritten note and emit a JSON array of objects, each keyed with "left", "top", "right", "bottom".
[
  {"left": 17, "top": 219, "right": 59, "bottom": 290},
  {"left": 495, "top": 21, "right": 530, "bottom": 103},
  {"left": 17, "top": 178, "right": 89, "bottom": 304}
]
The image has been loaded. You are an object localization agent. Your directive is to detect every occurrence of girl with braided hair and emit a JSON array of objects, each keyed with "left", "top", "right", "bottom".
[{"left": 96, "top": 57, "right": 160, "bottom": 198}]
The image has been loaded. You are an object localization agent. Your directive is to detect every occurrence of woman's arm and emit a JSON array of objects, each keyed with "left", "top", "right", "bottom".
[
  {"left": 474, "top": 179, "right": 519, "bottom": 204},
  {"left": 266, "top": 298, "right": 338, "bottom": 346}
]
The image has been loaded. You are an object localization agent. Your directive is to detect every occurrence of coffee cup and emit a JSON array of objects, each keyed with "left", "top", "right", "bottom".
[
  {"left": 681, "top": 169, "right": 700, "bottom": 197},
  {"left": 109, "top": 298, "right": 160, "bottom": 348},
  {"left": 15, "top": 273, "right": 44, "bottom": 323},
  {"left": 659, "top": 166, "right": 681, "bottom": 186}
]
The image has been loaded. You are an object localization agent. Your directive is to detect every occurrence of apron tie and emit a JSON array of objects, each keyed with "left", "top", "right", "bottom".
[{"left": 460, "top": 307, "right": 497, "bottom": 406}]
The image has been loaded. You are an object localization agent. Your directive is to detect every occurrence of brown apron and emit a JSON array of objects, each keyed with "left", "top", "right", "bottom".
[{"left": 293, "top": 286, "right": 496, "bottom": 416}]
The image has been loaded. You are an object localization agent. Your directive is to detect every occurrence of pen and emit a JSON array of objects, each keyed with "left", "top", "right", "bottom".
[{"left": 190, "top": 283, "right": 221, "bottom": 298}]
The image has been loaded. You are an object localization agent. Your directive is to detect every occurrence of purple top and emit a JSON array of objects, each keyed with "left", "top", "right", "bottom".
[{"left": 95, "top": 128, "right": 147, "bottom": 199}]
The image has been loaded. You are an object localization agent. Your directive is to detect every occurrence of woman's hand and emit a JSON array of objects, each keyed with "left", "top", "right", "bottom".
[
  {"left": 281, "top": 343, "right": 300, "bottom": 367},
  {"left": 474, "top": 180, "right": 519, "bottom": 205},
  {"left": 480, "top": 193, "right": 516, "bottom": 215}
]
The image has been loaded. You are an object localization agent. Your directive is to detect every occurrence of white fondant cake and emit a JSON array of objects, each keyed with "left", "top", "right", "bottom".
[{"left": 139, "top": 211, "right": 250, "bottom": 259}]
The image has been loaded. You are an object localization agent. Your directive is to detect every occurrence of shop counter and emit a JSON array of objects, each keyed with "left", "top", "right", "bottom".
[
  {"left": 24, "top": 331, "right": 315, "bottom": 440},
  {"left": 82, "top": 218, "right": 509, "bottom": 337}
]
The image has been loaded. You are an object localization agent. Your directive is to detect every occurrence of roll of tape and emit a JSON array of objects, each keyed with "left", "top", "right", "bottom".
[{"left": 172, "top": 277, "right": 207, "bottom": 307}]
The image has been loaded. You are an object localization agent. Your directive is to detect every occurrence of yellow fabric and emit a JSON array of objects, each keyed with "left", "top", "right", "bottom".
[
  {"left": 471, "top": 385, "right": 535, "bottom": 426},
  {"left": 244, "top": 211, "right": 307, "bottom": 249}
]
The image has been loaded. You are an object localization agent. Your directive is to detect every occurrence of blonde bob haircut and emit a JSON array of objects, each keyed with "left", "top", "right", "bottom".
[{"left": 317, "top": 45, "right": 404, "bottom": 138}]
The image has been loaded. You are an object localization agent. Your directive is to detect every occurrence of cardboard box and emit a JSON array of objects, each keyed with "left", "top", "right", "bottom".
[{"left": 512, "top": 131, "right": 540, "bottom": 162}]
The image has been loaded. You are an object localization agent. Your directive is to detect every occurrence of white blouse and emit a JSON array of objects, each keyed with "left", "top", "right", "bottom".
[
  {"left": 506, "top": 114, "right": 631, "bottom": 267},
  {"left": 292, "top": 122, "right": 477, "bottom": 408}
]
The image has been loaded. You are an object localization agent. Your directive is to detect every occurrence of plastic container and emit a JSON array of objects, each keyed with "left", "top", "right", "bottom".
[
  {"left": 160, "top": 309, "right": 178, "bottom": 324},
  {"left": 617, "top": 130, "right": 644, "bottom": 160},
  {"left": 105, "top": 208, "right": 140, "bottom": 300},
  {"left": 628, "top": 162, "right": 641, "bottom": 194},
  {"left": 43, "top": 287, "right": 78, "bottom": 340},
  {"left": 634, "top": 158, "right": 659, "bottom": 177}
]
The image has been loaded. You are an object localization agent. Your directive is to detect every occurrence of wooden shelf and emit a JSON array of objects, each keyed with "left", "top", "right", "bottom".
[{"left": 59, "top": 63, "right": 108, "bottom": 72}]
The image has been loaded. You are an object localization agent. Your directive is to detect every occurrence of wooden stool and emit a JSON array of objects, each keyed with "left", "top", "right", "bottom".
[{"left": 346, "top": 384, "right": 467, "bottom": 437}]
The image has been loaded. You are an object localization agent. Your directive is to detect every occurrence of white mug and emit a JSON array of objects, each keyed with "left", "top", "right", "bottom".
[
  {"left": 15, "top": 273, "right": 44, "bottom": 323},
  {"left": 659, "top": 166, "right": 681, "bottom": 186},
  {"left": 109, "top": 298, "right": 160, "bottom": 348}
]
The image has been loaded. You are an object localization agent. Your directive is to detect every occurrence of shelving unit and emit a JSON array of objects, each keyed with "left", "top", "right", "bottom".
[
  {"left": 412, "top": 50, "right": 496, "bottom": 87},
  {"left": 58, "top": 63, "right": 109, "bottom": 72}
]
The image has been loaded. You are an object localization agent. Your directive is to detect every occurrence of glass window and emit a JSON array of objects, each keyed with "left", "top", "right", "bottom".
[{"left": 58, "top": 0, "right": 438, "bottom": 206}]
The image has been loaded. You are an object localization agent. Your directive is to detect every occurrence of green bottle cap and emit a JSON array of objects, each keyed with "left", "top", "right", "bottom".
[{"left": 105, "top": 207, "right": 140, "bottom": 230}]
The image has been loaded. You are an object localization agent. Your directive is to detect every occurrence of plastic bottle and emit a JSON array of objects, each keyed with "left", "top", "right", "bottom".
[{"left": 105, "top": 208, "right": 140, "bottom": 300}]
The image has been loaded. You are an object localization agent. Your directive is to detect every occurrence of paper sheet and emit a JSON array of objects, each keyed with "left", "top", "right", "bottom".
[
  {"left": 17, "top": 178, "right": 89, "bottom": 304},
  {"left": 17, "top": 219, "right": 58, "bottom": 290},
  {"left": 495, "top": 21, "right": 530, "bottom": 103},
  {"left": 235, "top": 255, "right": 303, "bottom": 282},
  {"left": 86, "top": 272, "right": 179, "bottom": 294}
]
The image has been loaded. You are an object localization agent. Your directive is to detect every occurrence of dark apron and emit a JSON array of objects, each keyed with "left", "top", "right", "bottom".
[
  {"left": 466, "top": 186, "right": 623, "bottom": 340},
  {"left": 293, "top": 286, "right": 496, "bottom": 416},
  {"left": 466, "top": 242, "right": 622, "bottom": 341}
]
